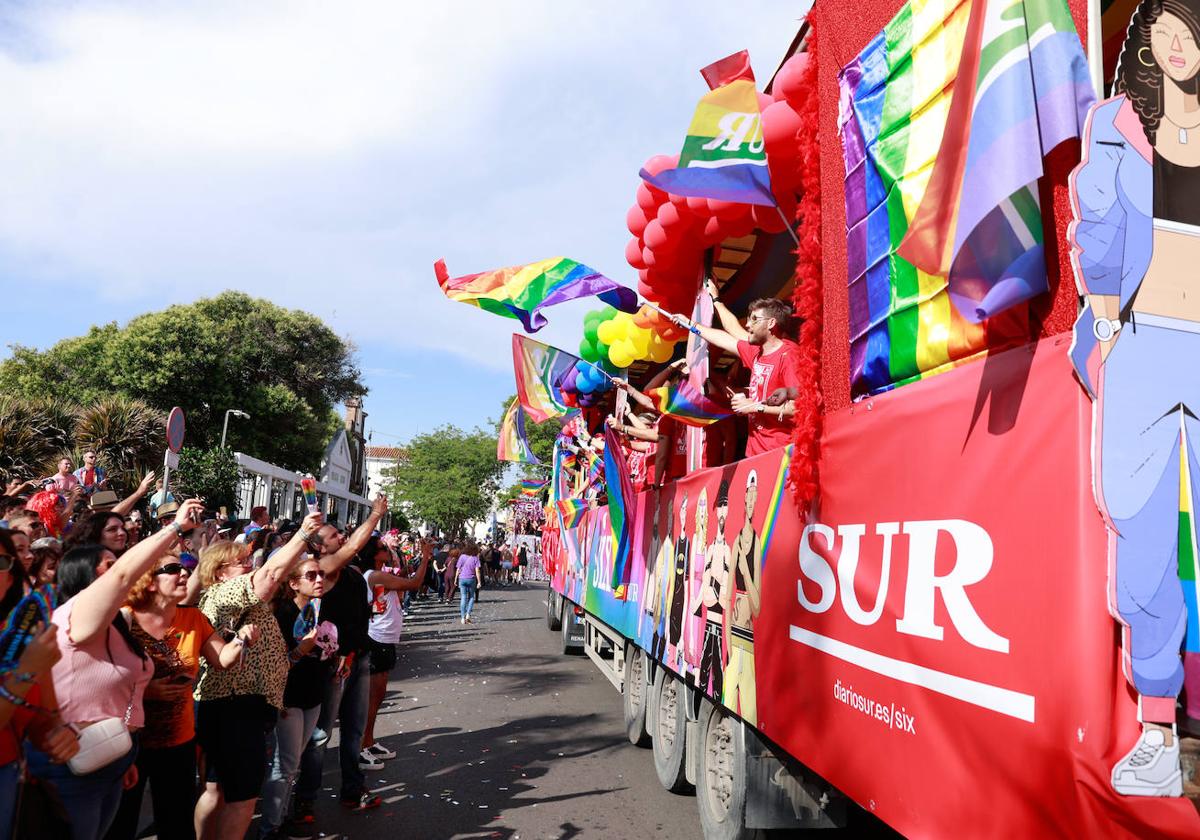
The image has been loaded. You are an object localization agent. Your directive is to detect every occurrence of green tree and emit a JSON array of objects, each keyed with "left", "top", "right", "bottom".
[
  {"left": 175, "top": 446, "right": 241, "bottom": 515},
  {"left": 493, "top": 395, "right": 556, "bottom": 506},
  {"left": 73, "top": 397, "right": 166, "bottom": 492},
  {"left": 382, "top": 425, "right": 504, "bottom": 537},
  {"left": 0, "top": 291, "right": 364, "bottom": 472}
]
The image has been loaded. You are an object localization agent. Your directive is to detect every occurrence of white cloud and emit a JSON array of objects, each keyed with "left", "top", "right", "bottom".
[{"left": 0, "top": 0, "right": 807, "bottom": 369}]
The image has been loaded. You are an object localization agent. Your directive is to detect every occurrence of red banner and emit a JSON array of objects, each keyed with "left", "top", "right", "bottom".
[{"left": 755, "top": 337, "right": 1197, "bottom": 837}]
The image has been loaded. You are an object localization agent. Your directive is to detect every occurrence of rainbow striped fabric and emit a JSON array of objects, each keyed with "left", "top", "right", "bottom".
[
  {"left": 436, "top": 258, "right": 637, "bottom": 333},
  {"left": 557, "top": 498, "right": 587, "bottom": 530},
  {"left": 1180, "top": 439, "right": 1200, "bottom": 654},
  {"left": 498, "top": 400, "right": 540, "bottom": 464},
  {"left": 519, "top": 477, "right": 549, "bottom": 496},
  {"left": 512, "top": 335, "right": 580, "bottom": 423},
  {"left": 898, "top": 0, "right": 1093, "bottom": 322},
  {"left": 641, "top": 50, "right": 775, "bottom": 207},
  {"left": 838, "top": 0, "right": 1033, "bottom": 397},
  {"left": 648, "top": 380, "right": 731, "bottom": 427},
  {"left": 603, "top": 425, "right": 636, "bottom": 597},
  {"left": 757, "top": 449, "right": 792, "bottom": 563}
]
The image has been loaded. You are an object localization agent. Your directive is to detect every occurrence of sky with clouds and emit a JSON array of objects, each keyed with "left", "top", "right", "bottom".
[{"left": 0, "top": 0, "right": 810, "bottom": 450}]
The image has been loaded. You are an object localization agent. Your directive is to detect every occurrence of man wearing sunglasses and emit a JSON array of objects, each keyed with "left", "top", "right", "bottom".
[{"left": 671, "top": 283, "right": 802, "bottom": 457}]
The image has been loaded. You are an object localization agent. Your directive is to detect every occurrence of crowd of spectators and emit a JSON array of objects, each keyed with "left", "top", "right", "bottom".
[{"left": 0, "top": 455, "right": 432, "bottom": 840}]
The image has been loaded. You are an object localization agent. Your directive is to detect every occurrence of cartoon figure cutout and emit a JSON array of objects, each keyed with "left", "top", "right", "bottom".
[
  {"left": 722, "top": 469, "right": 762, "bottom": 726},
  {"left": 1070, "top": 0, "right": 1200, "bottom": 798},
  {"left": 699, "top": 480, "right": 731, "bottom": 698},
  {"left": 684, "top": 488, "right": 708, "bottom": 676}
]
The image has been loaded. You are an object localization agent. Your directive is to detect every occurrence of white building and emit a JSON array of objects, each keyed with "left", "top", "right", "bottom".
[{"left": 364, "top": 446, "right": 404, "bottom": 497}]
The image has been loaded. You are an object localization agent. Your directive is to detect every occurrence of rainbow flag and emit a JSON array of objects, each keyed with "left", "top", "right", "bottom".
[
  {"left": 512, "top": 335, "right": 580, "bottom": 423},
  {"left": 648, "top": 380, "right": 731, "bottom": 427},
  {"left": 1180, "top": 430, "right": 1200, "bottom": 654},
  {"left": 758, "top": 448, "right": 792, "bottom": 563},
  {"left": 436, "top": 257, "right": 637, "bottom": 333},
  {"left": 519, "top": 477, "right": 549, "bottom": 497},
  {"left": 641, "top": 51, "right": 775, "bottom": 207},
  {"left": 603, "top": 425, "right": 636, "bottom": 597},
  {"left": 898, "top": 0, "right": 1094, "bottom": 322},
  {"left": 557, "top": 498, "right": 587, "bottom": 530},
  {"left": 498, "top": 400, "right": 540, "bottom": 464},
  {"left": 837, "top": 0, "right": 1032, "bottom": 398}
]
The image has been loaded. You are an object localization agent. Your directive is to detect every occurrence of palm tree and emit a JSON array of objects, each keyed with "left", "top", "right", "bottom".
[
  {"left": 73, "top": 396, "right": 165, "bottom": 493},
  {"left": 0, "top": 397, "right": 60, "bottom": 483}
]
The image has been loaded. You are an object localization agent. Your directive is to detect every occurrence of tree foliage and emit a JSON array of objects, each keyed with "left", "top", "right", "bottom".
[
  {"left": 382, "top": 425, "right": 504, "bottom": 537},
  {"left": 493, "top": 395, "right": 557, "bottom": 505},
  {"left": 175, "top": 446, "right": 242, "bottom": 516},
  {"left": 0, "top": 291, "right": 363, "bottom": 472}
]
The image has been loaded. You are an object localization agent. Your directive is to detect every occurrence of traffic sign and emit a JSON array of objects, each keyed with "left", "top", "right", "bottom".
[{"left": 166, "top": 407, "right": 186, "bottom": 454}]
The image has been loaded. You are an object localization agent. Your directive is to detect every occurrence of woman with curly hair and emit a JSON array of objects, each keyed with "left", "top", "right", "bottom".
[{"left": 1071, "top": 0, "right": 1200, "bottom": 798}]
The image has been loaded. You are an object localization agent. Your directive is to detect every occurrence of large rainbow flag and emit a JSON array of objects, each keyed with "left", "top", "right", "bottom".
[
  {"left": 641, "top": 50, "right": 775, "bottom": 207},
  {"left": 436, "top": 257, "right": 638, "bottom": 333},
  {"left": 557, "top": 498, "right": 587, "bottom": 530},
  {"left": 497, "top": 400, "right": 540, "bottom": 464},
  {"left": 837, "top": 0, "right": 1059, "bottom": 397},
  {"left": 647, "top": 380, "right": 731, "bottom": 427},
  {"left": 512, "top": 335, "right": 580, "bottom": 423},
  {"left": 898, "top": 0, "right": 1093, "bottom": 322}
]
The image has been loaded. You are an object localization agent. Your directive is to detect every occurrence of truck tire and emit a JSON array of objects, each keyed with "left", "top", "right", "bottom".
[
  {"left": 696, "top": 702, "right": 755, "bottom": 840},
  {"left": 622, "top": 647, "right": 651, "bottom": 747},
  {"left": 546, "top": 587, "right": 562, "bottom": 631},
  {"left": 651, "top": 669, "right": 693, "bottom": 793},
  {"left": 560, "top": 602, "right": 581, "bottom": 655}
]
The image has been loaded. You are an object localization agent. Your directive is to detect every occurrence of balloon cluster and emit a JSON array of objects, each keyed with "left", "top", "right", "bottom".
[{"left": 625, "top": 54, "right": 810, "bottom": 317}]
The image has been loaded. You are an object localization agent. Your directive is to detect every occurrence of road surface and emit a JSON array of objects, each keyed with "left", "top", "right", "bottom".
[{"left": 301, "top": 581, "right": 703, "bottom": 840}]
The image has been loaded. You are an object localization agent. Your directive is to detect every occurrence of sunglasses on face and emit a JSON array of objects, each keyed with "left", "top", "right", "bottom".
[
  {"left": 154, "top": 563, "right": 185, "bottom": 576},
  {"left": 301, "top": 569, "right": 326, "bottom": 582}
]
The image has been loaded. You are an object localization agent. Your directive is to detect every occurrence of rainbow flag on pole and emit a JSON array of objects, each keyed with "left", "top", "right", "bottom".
[
  {"left": 498, "top": 400, "right": 540, "bottom": 464},
  {"left": 647, "top": 380, "right": 731, "bottom": 427},
  {"left": 603, "top": 424, "right": 636, "bottom": 598},
  {"left": 519, "top": 477, "right": 549, "bottom": 496},
  {"left": 436, "top": 258, "right": 638, "bottom": 333},
  {"left": 557, "top": 498, "right": 587, "bottom": 530},
  {"left": 640, "top": 51, "right": 775, "bottom": 207},
  {"left": 512, "top": 335, "right": 580, "bottom": 423},
  {"left": 897, "top": 0, "right": 1094, "bottom": 323}
]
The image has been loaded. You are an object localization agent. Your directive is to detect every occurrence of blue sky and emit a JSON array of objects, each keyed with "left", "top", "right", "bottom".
[{"left": 0, "top": 1, "right": 809, "bottom": 449}]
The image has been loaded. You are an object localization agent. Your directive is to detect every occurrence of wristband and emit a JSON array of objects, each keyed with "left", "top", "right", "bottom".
[
  {"left": 0, "top": 685, "right": 31, "bottom": 708},
  {"left": 7, "top": 671, "right": 37, "bottom": 684}
]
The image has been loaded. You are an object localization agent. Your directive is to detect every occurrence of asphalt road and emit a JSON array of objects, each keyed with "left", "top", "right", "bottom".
[{"left": 300, "top": 581, "right": 703, "bottom": 840}]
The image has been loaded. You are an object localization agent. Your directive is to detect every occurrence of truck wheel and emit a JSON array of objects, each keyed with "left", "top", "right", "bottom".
[
  {"left": 560, "top": 602, "right": 581, "bottom": 655},
  {"left": 622, "top": 647, "right": 650, "bottom": 747},
  {"left": 651, "top": 669, "right": 693, "bottom": 793},
  {"left": 546, "top": 587, "right": 562, "bottom": 631},
  {"left": 697, "top": 703, "right": 754, "bottom": 840}
]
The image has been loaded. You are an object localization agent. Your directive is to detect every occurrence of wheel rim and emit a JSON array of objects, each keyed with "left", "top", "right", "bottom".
[
  {"left": 704, "top": 714, "right": 735, "bottom": 821},
  {"left": 658, "top": 678, "right": 679, "bottom": 750},
  {"left": 630, "top": 654, "right": 645, "bottom": 711}
]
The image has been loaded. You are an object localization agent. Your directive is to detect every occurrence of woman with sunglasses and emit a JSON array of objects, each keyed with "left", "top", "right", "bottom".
[
  {"left": 191, "top": 511, "right": 322, "bottom": 840},
  {"left": 27, "top": 498, "right": 204, "bottom": 840},
  {"left": 105, "top": 554, "right": 260, "bottom": 840},
  {"left": 259, "top": 558, "right": 335, "bottom": 838}
]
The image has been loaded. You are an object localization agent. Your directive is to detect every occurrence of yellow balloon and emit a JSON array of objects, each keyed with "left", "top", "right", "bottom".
[
  {"left": 597, "top": 319, "right": 618, "bottom": 345},
  {"left": 631, "top": 329, "right": 651, "bottom": 357}
]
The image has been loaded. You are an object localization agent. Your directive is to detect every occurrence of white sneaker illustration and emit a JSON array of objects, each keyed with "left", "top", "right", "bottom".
[{"left": 1111, "top": 728, "right": 1183, "bottom": 797}]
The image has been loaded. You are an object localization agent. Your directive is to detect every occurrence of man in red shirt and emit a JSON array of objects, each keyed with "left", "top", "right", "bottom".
[{"left": 673, "top": 287, "right": 800, "bottom": 457}]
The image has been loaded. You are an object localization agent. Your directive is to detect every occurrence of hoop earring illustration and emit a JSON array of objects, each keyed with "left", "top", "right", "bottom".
[{"left": 1139, "top": 46, "right": 1155, "bottom": 67}]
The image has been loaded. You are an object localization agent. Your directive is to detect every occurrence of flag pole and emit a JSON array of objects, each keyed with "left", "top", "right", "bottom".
[{"left": 775, "top": 204, "right": 801, "bottom": 246}]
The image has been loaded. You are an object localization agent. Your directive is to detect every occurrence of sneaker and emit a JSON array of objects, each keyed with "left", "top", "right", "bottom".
[
  {"left": 1111, "top": 727, "right": 1183, "bottom": 796},
  {"left": 460, "top": 616, "right": 465, "bottom": 624},
  {"left": 465, "top": 614, "right": 473, "bottom": 624},
  {"left": 341, "top": 791, "right": 383, "bottom": 811},
  {"left": 365, "top": 742, "right": 396, "bottom": 760},
  {"left": 309, "top": 727, "right": 329, "bottom": 748},
  {"left": 293, "top": 799, "right": 315, "bottom": 825},
  {"left": 358, "top": 749, "right": 385, "bottom": 771}
]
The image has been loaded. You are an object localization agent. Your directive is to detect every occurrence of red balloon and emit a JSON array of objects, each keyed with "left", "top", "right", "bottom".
[
  {"left": 762, "top": 100, "right": 803, "bottom": 158},
  {"left": 702, "top": 216, "right": 726, "bottom": 245},
  {"left": 625, "top": 237, "right": 647, "bottom": 269},
  {"left": 637, "top": 279, "right": 656, "bottom": 299},
  {"left": 657, "top": 201, "right": 686, "bottom": 230},
  {"left": 686, "top": 195, "right": 709, "bottom": 215},
  {"left": 707, "top": 198, "right": 743, "bottom": 220},
  {"left": 669, "top": 191, "right": 689, "bottom": 208},
  {"left": 642, "top": 246, "right": 658, "bottom": 268},
  {"left": 626, "top": 205, "right": 650, "bottom": 237},
  {"left": 773, "top": 53, "right": 810, "bottom": 104},
  {"left": 642, "top": 153, "right": 679, "bottom": 177},
  {"left": 643, "top": 219, "right": 669, "bottom": 250},
  {"left": 751, "top": 203, "right": 787, "bottom": 234},
  {"left": 727, "top": 215, "right": 756, "bottom": 239},
  {"left": 636, "top": 183, "right": 659, "bottom": 211},
  {"left": 757, "top": 91, "right": 774, "bottom": 112}
]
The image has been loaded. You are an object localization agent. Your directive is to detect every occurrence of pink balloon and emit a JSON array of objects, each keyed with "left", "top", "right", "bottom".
[
  {"left": 773, "top": 53, "right": 810, "bottom": 104},
  {"left": 642, "top": 153, "right": 679, "bottom": 177},
  {"left": 625, "top": 237, "right": 647, "bottom": 269},
  {"left": 762, "top": 100, "right": 803, "bottom": 158},
  {"left": 626, "top": 205, "right": 650, "bottom": 237}
]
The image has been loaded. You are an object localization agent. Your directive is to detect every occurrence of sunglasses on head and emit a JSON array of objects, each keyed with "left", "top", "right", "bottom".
[
  {"left": 301, "top": 569, "right": 326, "bottom": 581},
  {"left": 154, "top": 563, "right": 185, "bottom": 576}
]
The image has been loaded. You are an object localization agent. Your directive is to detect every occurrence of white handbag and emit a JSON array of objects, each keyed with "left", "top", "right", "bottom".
[{"left": 67, "top": 715, "right": 132, "bottom": 775}]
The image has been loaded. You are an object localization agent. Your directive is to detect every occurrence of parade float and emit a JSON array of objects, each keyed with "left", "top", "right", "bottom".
[{"left": 439, "top": 0, "right": 1200, "bottom": 835}]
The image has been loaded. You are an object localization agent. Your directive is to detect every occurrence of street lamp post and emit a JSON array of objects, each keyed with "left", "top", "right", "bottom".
[{"left": 221, "top": 409, "right": 250, "bottom": 448}]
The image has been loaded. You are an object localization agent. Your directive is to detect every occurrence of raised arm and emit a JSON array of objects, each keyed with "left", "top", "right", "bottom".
[
  {"left": 111, "top": 471, "right": 156, "bottom": 518},
  {"left": 68, "top": 498, "right": 203, "bottom": 645},
  {"left": 613, "top": 379, "right": 658, "bottom": 413},
  {"left": 705, "top": 279, "right": 751, "bottom": 341},
  {"left": 320, "top": 496, "right": 388, "bottom": 574},
  {"left": 367, "top": 542, "right": 431, "bottom": 592},
  {"left": 251, "top": 511, "right": 324, "bottom": 602},
  {"left": 669, "top": 311, "right": 740, "bottom": 355}
]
